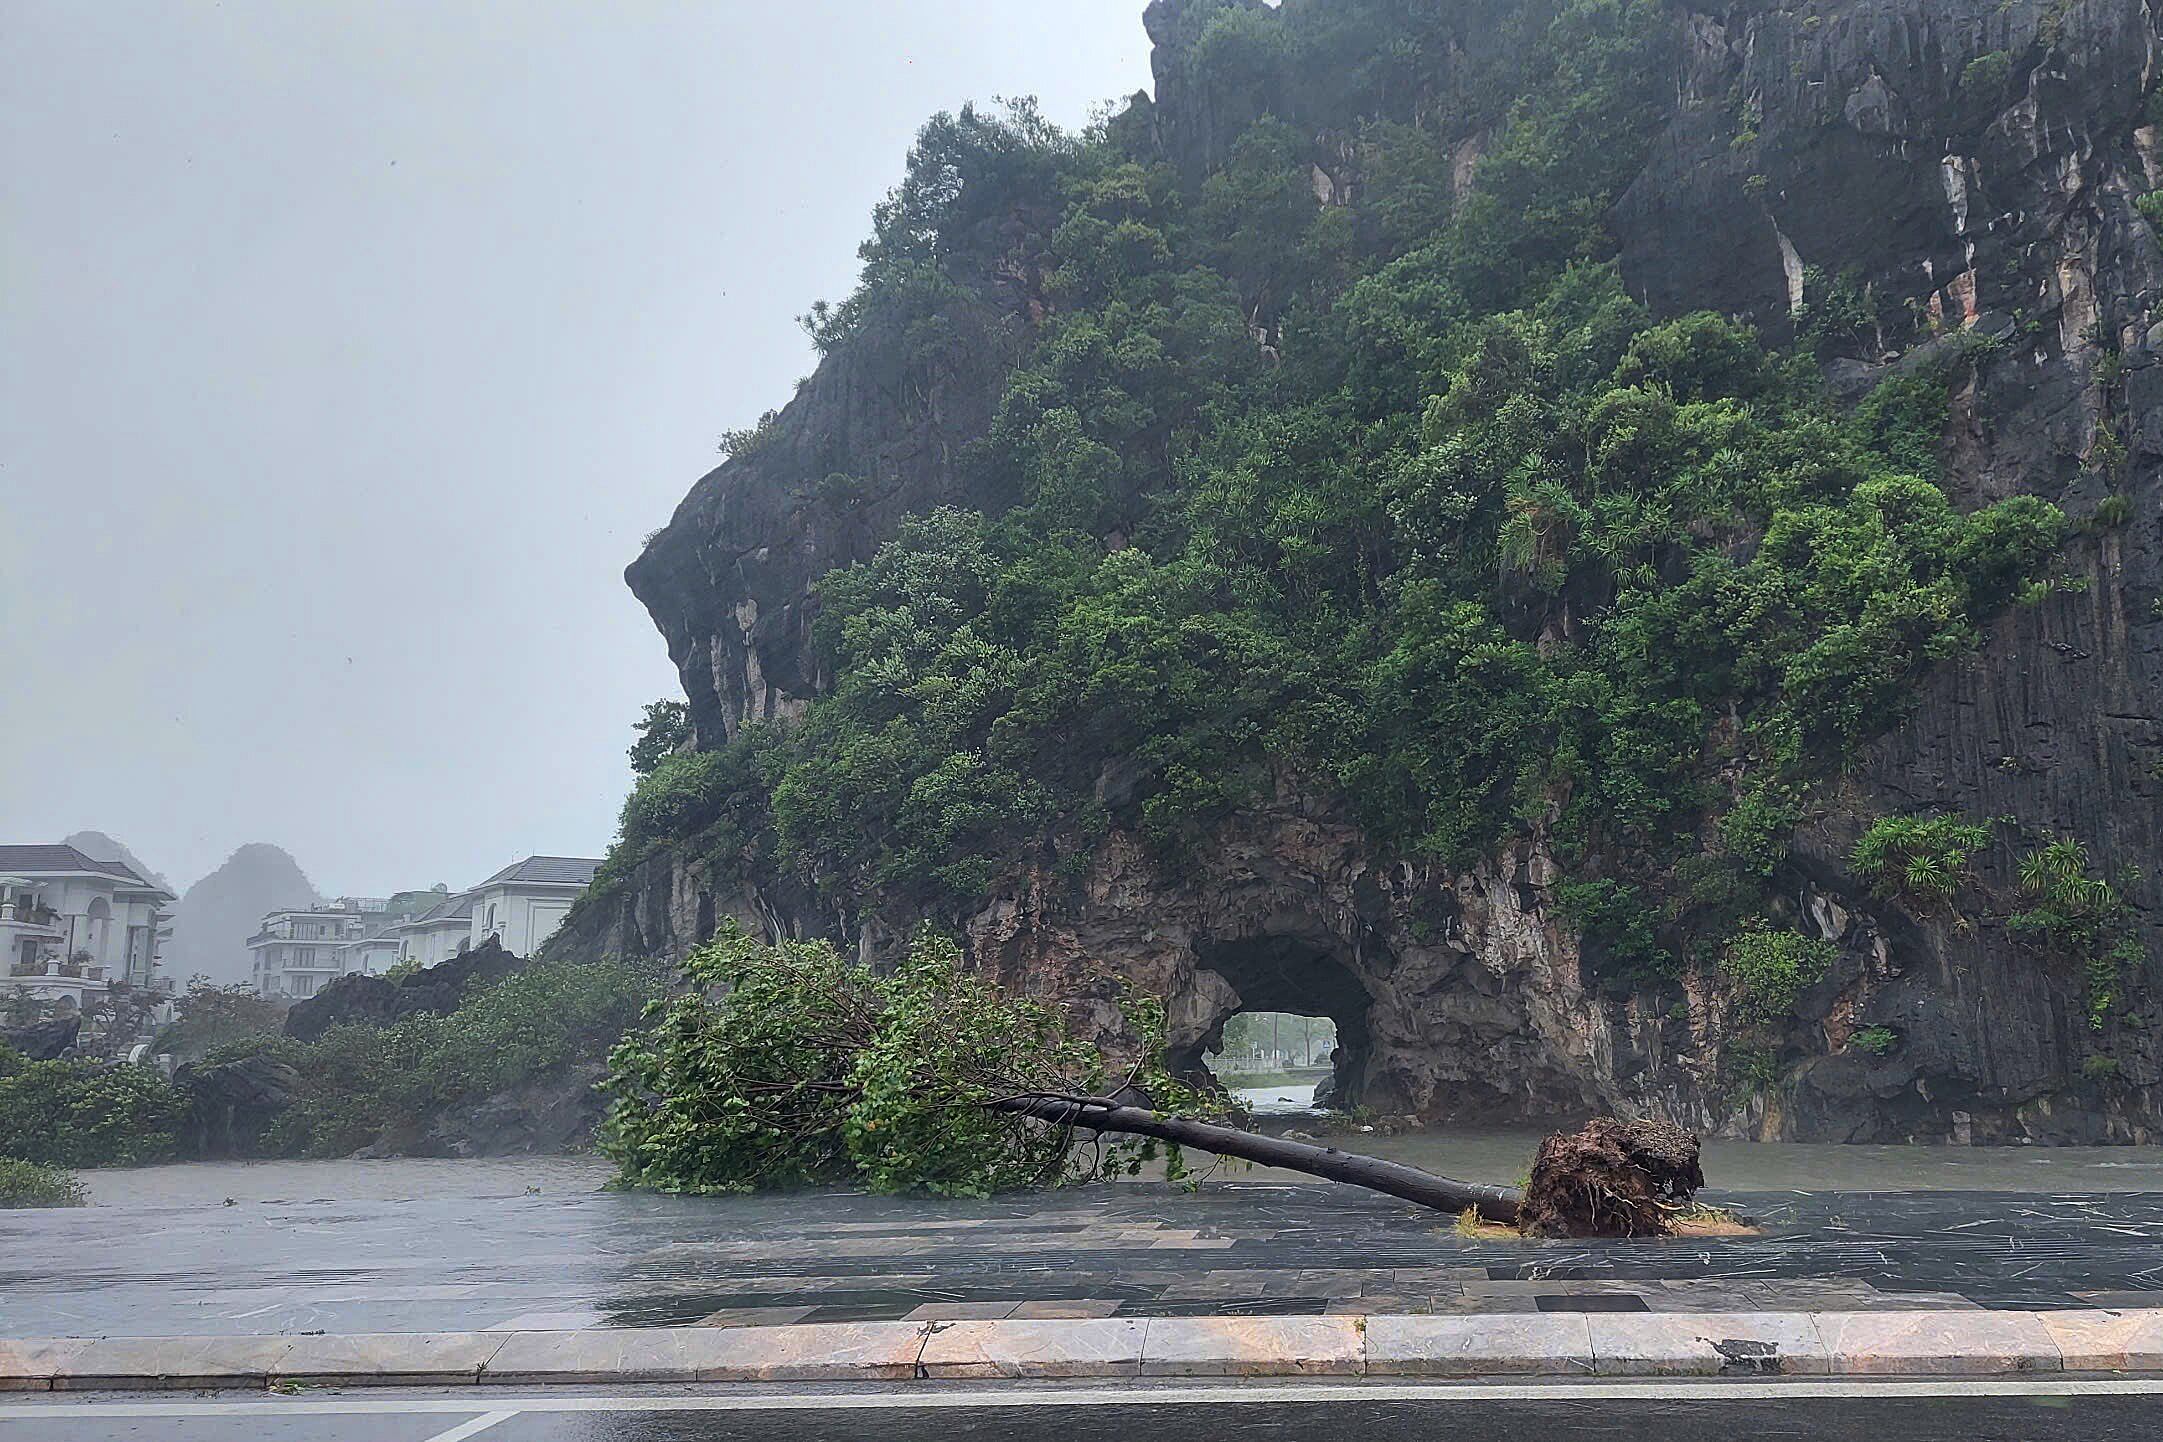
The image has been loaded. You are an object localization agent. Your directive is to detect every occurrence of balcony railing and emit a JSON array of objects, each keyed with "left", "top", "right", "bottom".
[{"left": 7, "top": 960, "right": 108, "bottom": 982}]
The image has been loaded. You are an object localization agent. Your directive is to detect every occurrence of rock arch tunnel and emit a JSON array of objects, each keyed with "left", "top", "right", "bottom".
[{"left": 1172, "top": 934, "right": 1376, "bottom": 1112}]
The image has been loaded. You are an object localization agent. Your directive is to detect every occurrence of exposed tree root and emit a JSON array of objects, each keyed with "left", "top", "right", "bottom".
[{"left": 1515, "top": 1116, "right": 1707, "bottom": 1238}]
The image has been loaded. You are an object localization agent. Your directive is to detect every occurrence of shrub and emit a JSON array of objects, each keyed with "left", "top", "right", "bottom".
[
  {"left": 1719, "top": 922, "right": 1838, "bottom": 1025},
  {"left": 1959, "top": 51, "right": 2012, "bottom": 95},
  {"left": 0, "top": 1058, "right": 188, "bottom": 1168},
  {"left": 0, "top": 1158, "right": 87, "bottom": 1209},
  {"left": 2092, "top": 493, "right": 2134, "bottom": 529},
  {"left": 2083, "top": 1053, "right": 2123, "bottom": 1081},
  {"left": 2011, "top": 837, "right": 2146, "bottom": 1029},
  {"left": 1721, "top": 1043, "right": 1782, "bottom": 1100},
  {"left": 151, "top": 981, "right": 285, "bottom": 1063},
  {"left": 1554, "top": 878, "right": 1674, "bottom": 982},
  {"left": 1850, "top": 814, "right": 1994, "bottom": 903},
  {"left": 1848, "top": 1025, "right": 1898, "bottom": 1056},
  {"left": 2137, "top": 191, "right": 2163, "bottom": 236}
]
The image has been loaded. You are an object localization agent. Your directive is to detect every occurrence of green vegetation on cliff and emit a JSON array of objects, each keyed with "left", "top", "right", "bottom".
[{"left": 603, "top": 0, "right": 2068, "bottom": 990}]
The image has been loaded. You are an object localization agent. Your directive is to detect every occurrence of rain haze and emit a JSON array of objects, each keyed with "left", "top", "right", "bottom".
[{"left": 0, "top": 0, "right": 1151, "bottom": 899}]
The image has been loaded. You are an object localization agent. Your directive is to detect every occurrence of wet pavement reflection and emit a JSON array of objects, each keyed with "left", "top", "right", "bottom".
[{"left": 6, "top": 1146, "right": 2163, "bottom": 1337}]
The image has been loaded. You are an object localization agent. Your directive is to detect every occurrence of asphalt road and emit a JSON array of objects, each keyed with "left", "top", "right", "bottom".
[{"left": 5, "top": 1379, "right": 2161, "bottom": 1442}]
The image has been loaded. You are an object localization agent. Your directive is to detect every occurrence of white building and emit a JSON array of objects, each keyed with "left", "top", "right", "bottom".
[
  {"left": 247, "top": 898, "right": 396, "bottom": 999},
  {"left": 390, "top": 891, "right": 475, "bottom": 968},
  {"left": 388, "top": 856, "right": 598, "bottom": 967},
  {"left": 467, "top": 856, "right": 599, "bottom": 956},
  {"left": 0, "top": 844, "right": 176, "bottom": 1013}
]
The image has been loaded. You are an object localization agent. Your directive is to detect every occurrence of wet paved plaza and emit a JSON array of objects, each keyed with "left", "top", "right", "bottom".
[{"left": 6, "top": 1157, "right": 2163, "bottom": 1338}]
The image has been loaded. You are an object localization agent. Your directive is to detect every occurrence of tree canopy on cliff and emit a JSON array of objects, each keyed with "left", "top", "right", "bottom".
[{"left": 602, "top": 0, "right": 2073, "bottom": 1003}]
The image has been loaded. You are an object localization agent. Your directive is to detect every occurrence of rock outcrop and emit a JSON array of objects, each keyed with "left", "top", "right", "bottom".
[
  {"left": 284, "top": 938, "right": 521, "bottom": 1043},
  {"left": 0, "top": 1016, "right": 80, "bottom": 1062},
  {"left": 561, "top": 0, "right": 2162, "bottom": 1144}
]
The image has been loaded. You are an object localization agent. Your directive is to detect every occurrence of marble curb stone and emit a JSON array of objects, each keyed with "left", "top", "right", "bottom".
[
  {"left": 2038, "top": 1310, "right": 2163, "bottom": 1372},
  {"left": 1140, "top": 1316, "right": 1364, "bottom": 1377},
  {"left": 1587, "top": 1312, "right": 1828, "bottom": 1376},
  {"left": 275, "top": 1332, "right": 506, "bottom": 1386},
  {"left": 48, "top": 1336, "right": 297, "bottom": 1391},
  {"left": 683, "top": 1321, "right": 929, "bottom": 1382},
  {"left": 0, "top": 1339, "right": 84, "bottom": 1393},
  {"left": 482, "top": 1329, "right": 699, "bottom": 1385},
  {"left": 1366, "top": 1314, "right": 1594, "bottom": 1377},
  {"left": 919, "top": 1318, "right": 1147, "bottom": 1379},
  {"left": 1818, "top": 1310, "right": 2063, "bottom": 1375}
]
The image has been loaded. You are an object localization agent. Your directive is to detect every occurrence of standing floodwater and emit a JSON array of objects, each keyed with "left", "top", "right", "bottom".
[{"left": 9, "top": 1144, "right": 2163, "bottom": 1341}]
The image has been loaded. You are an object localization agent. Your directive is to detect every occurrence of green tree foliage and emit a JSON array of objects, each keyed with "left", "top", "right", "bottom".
[
  {"left": 0, "top": 1158, "right": 87, "bottom": 1208},
  {"left": 597, "top": 0, "right": 2071, "bottom": 1007},
  {"left": 151, "top": 980, "right": 287, "bottom": 1064},
  {"left": 1850, "top": 814, "right": 1995, "bottom": 904},
  {"left": 1848, "top": 1025, "right": 1898, "bottom": 1056},
  {"left": 1718, "top": 923, "right": 1837, "bottom": 1025},
  {"left": 628, "top": 700, "right": 693, "bottom": 779},
  {"left": 0, "top": 1047, "right": 188, "bottom": 1168},
  {"left": 602, "top": 925, "right": 1207, "bottom": 1198}
]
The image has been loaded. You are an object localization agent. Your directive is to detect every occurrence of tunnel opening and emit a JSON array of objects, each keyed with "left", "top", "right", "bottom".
[
  {"left": 1203, "top": 1012, "right": 1340, "bottom": 1114},
  {"left": 1176, "top": 935, "right": 1374, "bottom": 1116}
]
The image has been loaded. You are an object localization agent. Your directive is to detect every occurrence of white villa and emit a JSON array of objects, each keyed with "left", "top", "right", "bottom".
[
  {"left": 0, "top": 844, "right": 176, "bottom": 1013},
  {"left": 243, "top": 856, "right": 599, "bottom": 997},
  {"left": 392, "top": 890, "right": 477, "bottom": 968},
  {"left": 389, "top": 856, "right": 599, "bottom": 967},
  {"left": 248, "top": 898, "right": 396, "bottom": 1000}
]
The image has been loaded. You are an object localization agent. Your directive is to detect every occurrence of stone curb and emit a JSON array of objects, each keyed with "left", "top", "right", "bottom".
[{"left": 3, "top": 1309, "right": 2159, "bottom": 1392}]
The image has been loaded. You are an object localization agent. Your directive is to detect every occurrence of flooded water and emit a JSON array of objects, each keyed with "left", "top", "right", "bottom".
[
  {"left": 1230, "top": 1082, "right": 1320, "bottom": 1115},
  {"left": 1314, "top": 1124, "right": 2163, "bottom": 1194},
  {"left": 69, "top": 1127, "right": 2163, "bottom": 1210},
  {"left": 79, "top": 1154, "right": 615, "bottom": 1207}
]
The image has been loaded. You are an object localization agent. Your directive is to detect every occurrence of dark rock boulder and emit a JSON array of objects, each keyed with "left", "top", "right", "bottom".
[
  {"left": 408, "top": 1063, "right": 611, "bottom": 1158},
  {"left": 0, "top": 1016, "right": 80, "bottom": 1061},
  {"left": 175, "top": 1052, "right": 302, "bottom": 1159},
  {"left": 283, "top": 938, "right": 521, "bottom": 1043}
]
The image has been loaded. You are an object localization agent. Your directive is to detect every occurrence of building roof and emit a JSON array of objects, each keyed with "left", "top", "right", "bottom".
[
  {"left": 476, "top": 855, "right": 602, "bottom": 888},
  {"left": 0, "top": 844, "right": 170, "bottom": 894},
  {"left": 394, "top": 891, "right": 476, "bottom": 930}
]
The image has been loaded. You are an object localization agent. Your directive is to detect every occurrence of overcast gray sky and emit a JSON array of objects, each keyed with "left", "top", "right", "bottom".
[{"left": 1, "top": 1, "right": 1152, "bottom": 896}]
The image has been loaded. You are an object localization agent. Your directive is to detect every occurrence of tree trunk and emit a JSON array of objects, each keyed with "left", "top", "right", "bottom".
[{"left": 992, "top": 1094, "right": 1523, "bottom": 1224}]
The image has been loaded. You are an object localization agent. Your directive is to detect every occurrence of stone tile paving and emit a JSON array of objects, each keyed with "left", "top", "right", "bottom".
[{"left": 6, "top": 1182, "right": 2163, "bottom": 1338}]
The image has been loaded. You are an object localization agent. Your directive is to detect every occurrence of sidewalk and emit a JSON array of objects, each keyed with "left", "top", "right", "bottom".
[
  {"left": 4, "top": 1308, "right": 2163, "bottom": 1390},
  {"left": 10, "top": 1179, "right": 2163, "bottom": 1340}
]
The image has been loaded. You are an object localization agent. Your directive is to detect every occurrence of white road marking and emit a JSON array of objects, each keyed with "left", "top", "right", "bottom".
[
  {"left": 418, "top": 1412, "right": 519, "bottom": 1442},
  {"left": 3, "top": 1376, "right": 2163, "bottom": 1418}
]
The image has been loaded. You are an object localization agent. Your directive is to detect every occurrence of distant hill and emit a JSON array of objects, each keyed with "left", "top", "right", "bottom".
[
  {"left": 163, "top": 844, "right": 322, "bottom": 987},
  {"left": 61, "top": 830, "right": 171, "bottom": 891}
]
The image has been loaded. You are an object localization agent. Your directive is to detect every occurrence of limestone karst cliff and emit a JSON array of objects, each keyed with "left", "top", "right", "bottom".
[{"left": 561, "top": 0, "right": 2161, "bottom": 1144}]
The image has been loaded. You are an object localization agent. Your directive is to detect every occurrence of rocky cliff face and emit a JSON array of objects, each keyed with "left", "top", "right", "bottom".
[{"left": 568, "top": 0, "right": 2162, "bottom": 1144}]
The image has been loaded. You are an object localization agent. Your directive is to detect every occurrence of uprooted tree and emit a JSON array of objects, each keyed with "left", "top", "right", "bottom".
[{"left": 601, "top": 926, "right": 1709, "bottom": 1237}]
